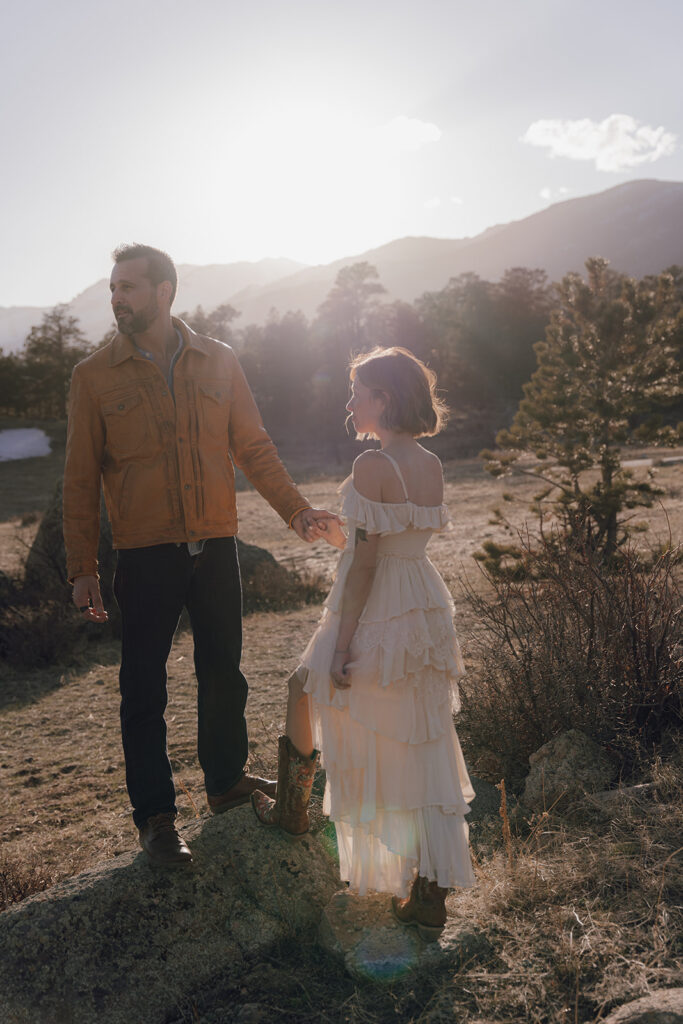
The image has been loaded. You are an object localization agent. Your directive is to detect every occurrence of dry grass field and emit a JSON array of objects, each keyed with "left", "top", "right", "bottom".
[{"left": 1, "top": 427, "right": 682, "bottom": 1022}]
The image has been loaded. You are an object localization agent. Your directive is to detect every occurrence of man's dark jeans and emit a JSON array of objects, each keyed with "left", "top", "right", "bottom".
[{"left": 114, "top": 538, "right": 248, "bottom": 829}]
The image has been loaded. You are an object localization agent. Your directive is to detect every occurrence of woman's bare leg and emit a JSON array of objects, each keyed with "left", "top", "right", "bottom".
[{"left": 285, "top": 670, "right": 314, "bottom": 756}]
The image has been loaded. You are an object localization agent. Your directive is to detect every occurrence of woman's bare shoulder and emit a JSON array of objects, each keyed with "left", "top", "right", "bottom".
[
  {"left": 351, "top": 450, "right": 386, "bottom": 501},
  {"left": 415, "top": 446, "right": 444, "bottom": 502}
]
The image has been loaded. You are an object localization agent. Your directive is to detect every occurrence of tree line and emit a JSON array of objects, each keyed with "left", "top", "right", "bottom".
[{"left": 1, "top": 260, "right": 681, "bottom": 466}]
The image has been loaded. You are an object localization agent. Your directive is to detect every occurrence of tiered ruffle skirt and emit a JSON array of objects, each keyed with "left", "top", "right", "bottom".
[{"left": 300, "top": 485, "right": 476, "bottom": 896}]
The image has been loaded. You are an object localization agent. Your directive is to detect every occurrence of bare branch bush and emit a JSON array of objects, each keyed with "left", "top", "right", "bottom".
[{"left": 459, "top": 516, "right": 682, "bottom": 788}]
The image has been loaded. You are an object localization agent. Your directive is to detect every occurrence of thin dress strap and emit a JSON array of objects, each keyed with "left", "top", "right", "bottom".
[{"left": 378, "top": 451, "right": 410, "bottom": 501}]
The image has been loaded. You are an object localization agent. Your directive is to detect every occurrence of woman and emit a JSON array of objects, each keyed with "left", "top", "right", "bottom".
[{"left": 252, "top": 346, "right": 475, "bottom": 939}]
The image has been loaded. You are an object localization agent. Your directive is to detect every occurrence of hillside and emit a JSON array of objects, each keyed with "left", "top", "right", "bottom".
[
  {"left": 232, "top": 179, "right": 683, "bottom": 323},
  {"left": 1, "top": 179, "right": 681, "bottom": 351},
  {"left": 0, "top": 257, "right": 306, "bottom": 353}
]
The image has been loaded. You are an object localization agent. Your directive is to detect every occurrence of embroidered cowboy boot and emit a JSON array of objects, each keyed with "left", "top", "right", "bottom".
[{"left": 251, "top": 734, "right": 319, "bottom": 840}]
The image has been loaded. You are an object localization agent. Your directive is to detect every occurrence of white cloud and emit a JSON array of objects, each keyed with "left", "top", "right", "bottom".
[
  {"left": 522, "top": 114, "right": 677, "bottom": 172},
  {"left": 424, "top": 197, "right": 441, "bottom": 209},
  {"left": 540, "top": 185, "right": 571, "bottom": 201},
  {"left": 450, "top": 195, "right": 464, "bottom": 205},
  {"left": 380, "top": 115, "right": 442, "bottom": 153}
]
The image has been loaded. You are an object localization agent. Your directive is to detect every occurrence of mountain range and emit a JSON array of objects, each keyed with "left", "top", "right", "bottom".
[{"left": 2, "top": 179, "right": 681, "bottom": 354}]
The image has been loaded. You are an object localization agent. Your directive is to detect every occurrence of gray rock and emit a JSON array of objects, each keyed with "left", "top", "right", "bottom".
[
  {"left": 602, "top": 987, "right": 683, "bottom": 1023},
  {"left": 521, "top": 729, "right": 618, "bottom": 812},
  {"left": 318, "top": 889, "right": 491, "bottom": 983},
  {"left": 0, "top": 568, "right": 16, "bottom": 599},
  {"left": 0, "top": 806, "right": 340, "bottom": 1024},
  {"left": 234, "top": 1006, "right": 268, "bottom": 1024},
  {"left": 25, "top": 479, "right": 117, "bottom": 611}
]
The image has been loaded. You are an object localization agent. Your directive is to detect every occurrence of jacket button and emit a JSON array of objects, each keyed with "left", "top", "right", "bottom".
[
  {"left": 118, "top": 403, "right": 125, "bottom": 410},
  {"left": 189, "top": 530, "right": 196, "bottom": 536},
  {"left": 161, "top": 391, "right": 168, "bottom": 398},
  {"left": 184, "top": 484, "right": 191, "bottom": 490}
]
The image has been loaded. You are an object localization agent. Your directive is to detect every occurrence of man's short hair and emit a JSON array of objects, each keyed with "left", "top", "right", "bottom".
[{"left": 112, "top": 244, "right": 178, "bottom": 304}]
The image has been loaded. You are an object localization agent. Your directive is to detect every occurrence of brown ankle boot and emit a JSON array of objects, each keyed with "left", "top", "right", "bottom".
[
  {"left": 138, "top": 813, "right": 193, "bottom": 868},
  {"left": 251, "top": 735, "right": 319, "bottom": 839},
  {"left": 391, "top": 874, "right": 448, "bottom": 941}
]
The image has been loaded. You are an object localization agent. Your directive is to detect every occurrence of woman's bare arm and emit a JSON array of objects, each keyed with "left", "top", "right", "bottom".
[
  {"left": 336, "top": 526, "right": 379, "bottom": 650},
  {"left": 330, "top": 453, "right": 383, "bottom": 688}
]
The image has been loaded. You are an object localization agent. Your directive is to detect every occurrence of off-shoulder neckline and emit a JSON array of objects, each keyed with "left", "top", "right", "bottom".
[{"left": 341, "top": 476, "right": 447, "bottom": 513}]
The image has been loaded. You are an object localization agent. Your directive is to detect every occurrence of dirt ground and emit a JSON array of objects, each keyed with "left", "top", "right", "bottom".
[{"left": 0, "top": 449, "right": 681, "bottom": 880}]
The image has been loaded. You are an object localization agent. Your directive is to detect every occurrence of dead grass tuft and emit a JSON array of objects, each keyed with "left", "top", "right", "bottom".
[
  {"left": 0, "top": 846, "right": 88, "bottom": 912},
  {"left": 0, "top": 587, "right": 85, "bottom": 669},
  {"left": 241, "top": 564, "right": 327, "bottom": 615}
]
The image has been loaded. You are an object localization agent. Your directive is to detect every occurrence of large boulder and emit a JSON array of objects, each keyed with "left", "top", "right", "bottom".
[
  {"left": 319, "top": 890, "right": 491, "bottom": 983},
  {"left": 601, "top": 988, "right": 683, "bottom": 1023},
  {"left": 25, "top": 479, "right": 117, "bottom": 610},
  {"left": 24, "top": 481, "right": 320, "bottom": 620},
  {"left": 521, "top": 729, "right": 618, "bottom": 812},
  {"left": 0, "top": 806, "right": 340, "bottom": 1024}
]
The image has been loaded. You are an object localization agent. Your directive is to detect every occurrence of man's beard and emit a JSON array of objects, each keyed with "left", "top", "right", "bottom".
[{"left": 114, "top": 298, "right": 159, "bottom": 336}]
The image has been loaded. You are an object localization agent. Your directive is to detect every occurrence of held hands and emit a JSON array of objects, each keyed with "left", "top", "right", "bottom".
[
  {"left": 72, "top": 575, "right": 108, "bottom": 623},
  {"left": 291, "top": 507, "right": 344, "bottom": 545},
  {"left": 316, "top": 517, "right": 347, "bottom": 549},
  {"left": 330, "top": 649, "right": 352, "bottom": 690}
]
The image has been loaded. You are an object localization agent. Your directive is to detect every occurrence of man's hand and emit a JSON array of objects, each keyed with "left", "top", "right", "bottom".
[
  {"left": 291, "top": 507, "right": 342, "bottom": 544},
  {"left": 72, "top": 575, "right": 108, "bottom": 623}
]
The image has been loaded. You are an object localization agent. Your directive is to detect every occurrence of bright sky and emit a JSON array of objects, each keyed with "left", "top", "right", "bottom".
[{"left": 2, "top": 0, "right": 681, "bottom": 307}]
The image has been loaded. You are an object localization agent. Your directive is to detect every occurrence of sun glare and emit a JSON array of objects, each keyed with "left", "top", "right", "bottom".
[{"left": 170, "top": 97, "right": 438, "bottom": 265}]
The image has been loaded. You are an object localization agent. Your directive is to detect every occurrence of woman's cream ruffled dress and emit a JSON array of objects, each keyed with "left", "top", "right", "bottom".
[{"left": 300, "top": 454, "right": 476, "bottom": 898}]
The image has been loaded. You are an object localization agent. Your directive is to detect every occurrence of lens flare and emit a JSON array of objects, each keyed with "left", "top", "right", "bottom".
[
  {"left": 318, "top": 821, "right": 339, "bottom": 864},
  {"left": 348, "top": 924, "right": 421, "bottom": 982}
]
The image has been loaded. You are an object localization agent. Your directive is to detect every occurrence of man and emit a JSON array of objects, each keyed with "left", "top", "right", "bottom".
[{"left": 63, "top": 244, "right": 337, "bottom": 867}]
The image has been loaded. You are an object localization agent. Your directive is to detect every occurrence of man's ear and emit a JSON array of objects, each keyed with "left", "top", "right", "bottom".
[{"left": 158, "top": 280, "right": 173, "bottom": 307}]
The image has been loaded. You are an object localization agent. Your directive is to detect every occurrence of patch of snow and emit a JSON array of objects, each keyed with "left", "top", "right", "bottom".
[{"left": 0, "top": 428, "right": 52, "bottom": 461}]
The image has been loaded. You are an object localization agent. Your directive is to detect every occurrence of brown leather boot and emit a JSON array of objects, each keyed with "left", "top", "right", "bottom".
[
  {"left": 251, "top": 735, "right": 319, "bottom": 840},
  {"left": 139, "top": 813, "right": 193, "bottom": 867},
  {"left": 391, "top": 874, "right": 448, "bottom": 942},
  {"left": 207, "top": 773, "right": 277, "bottom": 814}
]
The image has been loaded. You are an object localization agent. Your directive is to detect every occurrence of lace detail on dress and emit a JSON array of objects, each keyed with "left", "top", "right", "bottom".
[
  {"left": 354, "top": 615, "right": 454, "bottom": 657},
  {"left": 352, "top": 606, "right": 465, "bottom": 685}
]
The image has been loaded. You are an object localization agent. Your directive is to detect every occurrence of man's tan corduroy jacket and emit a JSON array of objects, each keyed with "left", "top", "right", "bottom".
[{"left": 63, "top": 318, "right": 310, "bottom": 581}]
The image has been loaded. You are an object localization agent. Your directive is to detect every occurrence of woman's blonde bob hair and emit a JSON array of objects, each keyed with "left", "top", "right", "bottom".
[{"left": 349, "top": 346, "right": 448, "bottom": 438}]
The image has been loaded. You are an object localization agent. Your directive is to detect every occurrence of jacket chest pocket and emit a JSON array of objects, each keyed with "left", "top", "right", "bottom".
[
  {"left": 102, "top": 392, "right": 149, "bottom": 456},
  {"left": 198, "top": 383, "right": 230, "bottom": 439}
]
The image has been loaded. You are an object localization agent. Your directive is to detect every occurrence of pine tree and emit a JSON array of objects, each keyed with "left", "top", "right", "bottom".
[
  {"left": 482, "top": 258, "right": 683, "bottom": 559},
  {"left": 312, "top": 263, "right": 387, "bottom": 449},
  {"left": 315, "top": 262, "right": 386, "bottom": 353},
  {"left": 23, "top": 306, "right": 93, "bottom": 418}
]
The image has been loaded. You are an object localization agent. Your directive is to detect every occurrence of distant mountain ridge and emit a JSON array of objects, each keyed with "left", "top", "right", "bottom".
[
  {"left": 0, "top": 258, "right": 306, "bottom": 355},
  {"left": 1, "top": 180, "right": 681, "bottom": 353},
  {"left": 233, "top": 179, "right": 683, "bottom": 325}
]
